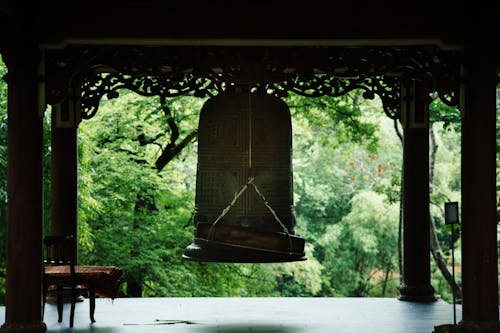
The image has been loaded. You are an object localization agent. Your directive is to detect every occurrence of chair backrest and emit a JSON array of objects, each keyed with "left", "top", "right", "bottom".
[{"left": 43, "top": 235, "right": 76, "bottom": 276}]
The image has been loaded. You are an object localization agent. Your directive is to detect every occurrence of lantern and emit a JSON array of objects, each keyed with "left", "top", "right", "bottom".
[{"left": 183, "top": 92, "right": 306, "bottom": 263}]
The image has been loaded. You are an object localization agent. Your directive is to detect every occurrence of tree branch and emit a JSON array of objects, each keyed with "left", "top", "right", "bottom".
[
  {"left": 137, "top": 132, "right": 164, "bottom": 146},
  {"left": 429, "top": 123, "right": 438, "bottom": 186},
  {"left": 160, "top": 96, "right": 180, "bottom": 147},
  {"left": 155, "top": 130, "right": 197, "bottom": 171}
]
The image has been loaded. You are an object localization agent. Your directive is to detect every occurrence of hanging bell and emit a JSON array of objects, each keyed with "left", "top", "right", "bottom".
[{"left": 183, "top": 92, "right": 306, "bottom": 263}]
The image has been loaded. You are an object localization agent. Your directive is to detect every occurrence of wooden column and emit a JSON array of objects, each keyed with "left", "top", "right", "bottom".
[
  {"left": 398, "top": 80, "right": 436, "bottom": 302},
  {"left": 1, "top": 47, "right": 47, "bottom": 332},
  {"left": 458, "top": 48, "right": 500, "bottom": 332},
  {"left": 50, "top": 91, "right": 78, "bottom": 250}
]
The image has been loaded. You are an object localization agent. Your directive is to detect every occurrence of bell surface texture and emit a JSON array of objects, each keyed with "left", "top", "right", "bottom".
[{"left": 183, "top": 92, "right": 306, "bottom": 263}]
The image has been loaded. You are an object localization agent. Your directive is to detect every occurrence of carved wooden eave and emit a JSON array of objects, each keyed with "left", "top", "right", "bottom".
[{"left": 44, "top": 45, "right": 462, "bottom": 121}]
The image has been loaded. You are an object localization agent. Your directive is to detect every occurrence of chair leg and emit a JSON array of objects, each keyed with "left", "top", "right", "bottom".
[
  {"left": 57, "top": 285, "right": 63, "bottom": 323},
  {"left": 42, "top": 286, "right": 46, "bottom": 320},
  {"left": 70, "top": 286, "right": 77, "bottom": 328},
  {"left": 89, "top": 286, "right": 96, "bottom": 323}
]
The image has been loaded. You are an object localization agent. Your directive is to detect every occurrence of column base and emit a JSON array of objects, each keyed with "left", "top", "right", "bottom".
[
  {"left": 0, "top": 322, "right": 46, "bottom": 333},
  {"left": 398, "top": 283, "right": 437, "bottom": 302},
  {"left": 434, "top": 324, "right": 460, "bottom": 333},
  {"left": 459, "top": 321, "right": 500, "bottom": 333},
  {"left": 434, "top": 322, "right": 500, "bottom": 333}
]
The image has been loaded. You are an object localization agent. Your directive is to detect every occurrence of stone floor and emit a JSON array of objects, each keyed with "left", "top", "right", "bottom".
[{"left": 1, "top": 297, "right": 461, "bottom": 333}]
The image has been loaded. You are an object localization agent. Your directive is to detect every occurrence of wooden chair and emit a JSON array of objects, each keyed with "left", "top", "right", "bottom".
[{"left": 42, "top": 235, "right": 96, "bottom": 328}]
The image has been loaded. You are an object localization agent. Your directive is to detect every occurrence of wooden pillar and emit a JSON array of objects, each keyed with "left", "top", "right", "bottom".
[
  {"left": 0, "top": 47, "right": 47, "bottom": 332},
  {"left": 50, "top": 89, "right": 79, "bottom": 250},
  {"left": 458, "top": 47, "right": 500, "bottom": 332},
  {"left": 398, "top": 80, "right": 436, "bottom": 302}
]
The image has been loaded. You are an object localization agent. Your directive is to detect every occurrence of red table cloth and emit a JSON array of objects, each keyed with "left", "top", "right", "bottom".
[{"left": 45, "top": 265, "right": 123, "bottom": 299}]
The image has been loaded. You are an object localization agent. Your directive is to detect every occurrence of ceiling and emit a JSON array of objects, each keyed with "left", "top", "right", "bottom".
[{"left": 3, "top": 1, "right": 497, "bottom": 50}]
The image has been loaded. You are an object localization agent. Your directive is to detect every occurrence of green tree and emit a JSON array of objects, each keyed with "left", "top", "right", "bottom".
[
  {"left": 287, "top": 92, "right": 402, "bottom": 295},
  {"left": 0, "top": 56, "right": 7, "bottom": 303},
  {"left": 73, "top": 84, "right": 464, "bottom": 300},
  {"left": 320, "top": 190, "right": 399, "bottom": 296},
  {"left": 79, "top": 90, "right": 278, "bottom": 297}
]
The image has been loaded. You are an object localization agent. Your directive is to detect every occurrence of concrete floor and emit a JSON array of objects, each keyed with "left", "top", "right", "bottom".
[{"left": 1, "top": 297, "right": 461, "bottom": 333}]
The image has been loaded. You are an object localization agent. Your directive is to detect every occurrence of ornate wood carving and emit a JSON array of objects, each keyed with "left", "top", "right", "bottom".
[
  {"left": 80, "top": 73, "right": 217, "bottom": 119},
  {"left": 45, "top": 45, "right": 461, "bottom": 120}
]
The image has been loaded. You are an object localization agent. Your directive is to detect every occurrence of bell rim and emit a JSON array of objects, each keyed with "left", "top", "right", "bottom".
[
  {"left": 194, "top": 222, "right": 304, "bottom": 253},
  {"left": 183, "top": 237, "right": 307, "bottom": 263}
]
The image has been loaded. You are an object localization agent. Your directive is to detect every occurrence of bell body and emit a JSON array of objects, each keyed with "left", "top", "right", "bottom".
[{"left": 183, "top": 92, "right": 306, "bottom": 263}]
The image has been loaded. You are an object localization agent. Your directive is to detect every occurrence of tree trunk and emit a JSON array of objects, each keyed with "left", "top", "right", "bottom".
[
  {"left": 429, "top": 123, "right": 462, "bottom": 301},
  {"left": 429, "top": 215, "right": 462, "bottom": 300},
  {"left": 381, "top": 268, "right": 390, "bottom": 297},
  {"left": 394, "top": 119, "right": 403, "bottom": 284}
]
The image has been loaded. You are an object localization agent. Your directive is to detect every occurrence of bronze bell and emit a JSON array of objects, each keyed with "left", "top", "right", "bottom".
[{"left": 183, "top": 92, "right": 306, "bottom": 263}]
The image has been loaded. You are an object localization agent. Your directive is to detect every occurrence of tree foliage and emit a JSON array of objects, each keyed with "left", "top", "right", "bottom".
[
  {"left": 0, "top": 54, "right": 474, "bottom": 302},
  {"left": 319, "top": 190, "right": 399, "bottom": 296},
  {"left": 79, "top": 91, "right": 279, "bottom": 297},
  {"left": 0, "top": 56, "right": 7, "bottom": 303}
]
